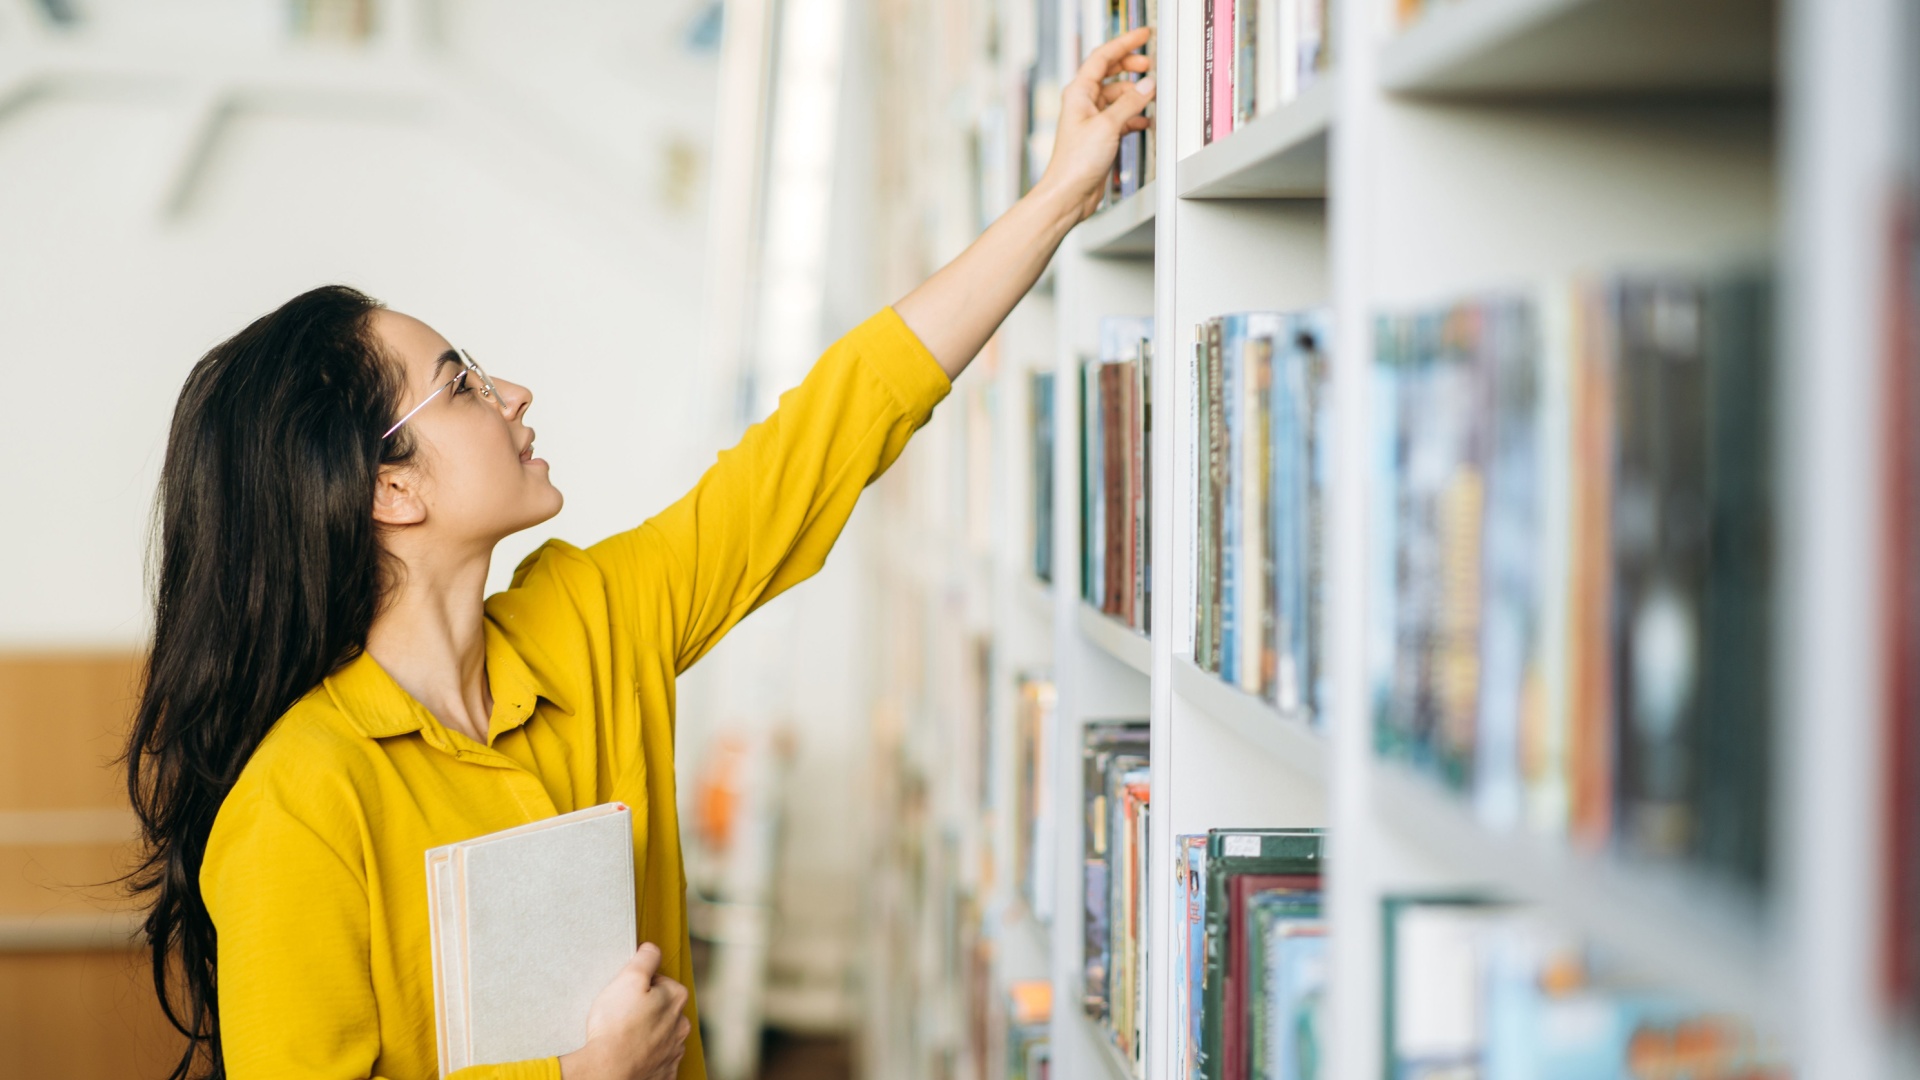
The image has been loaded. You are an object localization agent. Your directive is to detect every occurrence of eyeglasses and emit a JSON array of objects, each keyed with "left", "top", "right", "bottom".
[{"left": 382, "top": 350, "right": 499, "bottom": 439}]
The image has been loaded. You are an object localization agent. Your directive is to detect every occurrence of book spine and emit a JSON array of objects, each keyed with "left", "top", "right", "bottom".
[
  {"left": 1105, "top": 362, "right": 1130, "bottom": 615},
  {"left": 1208, "top": 320, "right": 1229, "bottom": 672},
  {"left": 1221, "top": 316, "right": 1243, "bottom": 685},
  {"left": 1473, "top": 296, "right": 1540, "bottom": 832},
  {"left": 1695, "top": 272, "right": 1773, "bottom": 888},
  {"left": 1235, "top": 0, "right": 1256, "bottom": 127},
  {"left": 1203, "top": 0, "right": 1216, "bottom": 145},
  {"left": 1214, "top": 0, "right": 1236, "bottom": 140},
  {"left": 1134, "top": 338, "right": 1150, "bottom": 631},
  {"left": 1245, "top": 329, "right": 1272, "bottom": 696},
  {"left": 1568, "top": 282, "right": 1617, "bottom": 851},
  {"left": 1190, "top": 328, "right": 1205, "bottom": 664}
]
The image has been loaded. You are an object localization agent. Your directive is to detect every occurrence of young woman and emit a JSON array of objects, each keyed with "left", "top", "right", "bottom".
[{"left": 125, "top": 29, "right": 1153, "bottom": 1080}]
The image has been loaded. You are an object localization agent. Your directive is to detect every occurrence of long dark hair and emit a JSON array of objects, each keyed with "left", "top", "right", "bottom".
[{"left": 125, "top": 285, "right": 415, "bottom": 1078}]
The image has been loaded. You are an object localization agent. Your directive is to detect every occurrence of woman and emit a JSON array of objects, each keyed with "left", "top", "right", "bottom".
[{"left": 125, "top": 29, "right": 1153, "bottom": 1080}]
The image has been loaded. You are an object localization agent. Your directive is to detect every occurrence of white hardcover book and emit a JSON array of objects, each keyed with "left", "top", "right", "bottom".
[
  {"left": 426, "top": 803, "right": 637, "bottom": 1078},
  {"left": 1256, "top": 0, "right": 1281, "bottom": 115},
  {"left": 1278, "top": 0, "right": 1300, "bottom": 106}
]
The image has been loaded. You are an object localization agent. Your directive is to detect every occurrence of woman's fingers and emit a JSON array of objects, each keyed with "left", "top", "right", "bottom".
[
  {"left": 1099, "top": 76, "right": 1156, "bottom": 129},
  {"left": 1072, "top": 26, "right": 1151, "bottom": 89},
  {"left": 625, "top": 943, "right": 664, "bottom": 990}
]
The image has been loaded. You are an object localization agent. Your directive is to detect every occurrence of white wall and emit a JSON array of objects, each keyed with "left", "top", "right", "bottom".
[{"left": 0, "top": 1, "right": 722, "bottom": 646}]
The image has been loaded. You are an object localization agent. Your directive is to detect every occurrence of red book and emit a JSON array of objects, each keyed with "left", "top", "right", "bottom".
[
  {"left": 1224, "top": 874, "right": 1317, "bottom": 1080},
  {"left": 1210, "top": 0, "right": 1235, "bottom": 143}
]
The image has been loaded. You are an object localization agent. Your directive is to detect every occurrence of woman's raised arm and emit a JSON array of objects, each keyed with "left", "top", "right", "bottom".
[{"left": 895, "top": 26, "right": 1155, "bottom": 379}]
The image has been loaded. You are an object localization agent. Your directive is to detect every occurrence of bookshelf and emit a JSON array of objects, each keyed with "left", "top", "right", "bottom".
[{"left": 864, "top": 0, "right": 1911, "bottom": 1078}]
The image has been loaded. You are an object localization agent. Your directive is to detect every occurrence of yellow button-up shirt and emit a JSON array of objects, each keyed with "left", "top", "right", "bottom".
[{"left": 200, "top": 309, "right": 949, "bottom": 1080}]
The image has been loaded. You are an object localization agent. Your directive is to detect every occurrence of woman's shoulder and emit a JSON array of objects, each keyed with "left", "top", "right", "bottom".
[{"left": 205, "top": 683, "right": 383, "bottom": 873}]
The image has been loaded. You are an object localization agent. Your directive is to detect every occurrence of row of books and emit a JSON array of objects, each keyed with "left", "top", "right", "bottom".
[
  {"left": 1006, "top": 979, "right": 1053, "bottom": 1080},
  {"left": 1082, "top": 721, "right": 1151, "bottom": 1077},
  {"left": 1173, "top": 830, "right": 1325, "bottom": 1080},
  {"left": 1387, "top": 898, "right": 1786, "bottom": 1078},
  {"left": 1369, "top": 269, "right": 1775, "bottom": 890},
  {"left": 1032, "top": 372, "right": 1057, "bottom": 584},
  {"left": 1204, "top": 0, "right": 1333, "bottom": 145},
  {"left": 1014, "top": 674, "right": 1059, "bottom": 922},
  {"left": 1192, "top": 311, "right": 1333, "bottom": 718},
  {"left": 1076, "top": 0, "right": 1160, "bottom": 206},
  {"left": 1082, "top": 317, "right": 1156, "bottom": 631}
]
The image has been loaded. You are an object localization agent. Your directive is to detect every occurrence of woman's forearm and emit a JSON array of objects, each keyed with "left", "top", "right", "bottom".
[{"left": 894, "top": 180, "right": 1086, "bottom": 381}]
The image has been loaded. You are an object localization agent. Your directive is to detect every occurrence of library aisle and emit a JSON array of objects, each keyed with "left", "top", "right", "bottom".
[{"left": 846, "top": 1, "right": 1919, "bottom": 1080}]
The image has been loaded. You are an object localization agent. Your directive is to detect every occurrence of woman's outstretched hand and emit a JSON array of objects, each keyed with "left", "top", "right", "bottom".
[
  {"left": 894, "top": 27, "right": 1156, "bottom": 380},
  {"left": 1036, "top": 26, "right": 1156, "bottom": 221},
  {"left": 560, "top": 943, "right": 692, "bottom": 1080}
]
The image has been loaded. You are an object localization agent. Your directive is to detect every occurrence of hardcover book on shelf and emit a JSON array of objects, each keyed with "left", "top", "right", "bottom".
[
  {"left": 1261, "top": 919, "right": 1327, "bottom": 1080},
  {"left": 1084, "top": 317, "right": 1155, "bottom": 629},
  {"left": 1032, "top": 371, "right": 1056, "bottom": 584},
  {"left": 1174, "top": 834, "right": 1209, "bottom": 1080},
  {"left": 1368, "top": 268, "right": 1776, "bottom": 892},
  {"left": 1203, "top": 0, "right": 1333, "bottom": 144},
  {"left": 1198, "top": 830, "right": 1323, "bottom": 1080},
  {"left": 1082, "top": 720, "right": 1151, "bottom": 1019},
  {"left": 425, "top": 803, "right": 637, "bottom": 1078},
  {"left": 1016, "top": 674, "right": 1058, "bottom": 920},
  {"left": 1007, "top": 978, "right": 1054, "bottom": 1080},
  {"left": 1192, "top": 309, "right": 1332, "bottom": 720},
  {"left": 1385, "top": 897, "right": 1786, "bottom": 1080}
]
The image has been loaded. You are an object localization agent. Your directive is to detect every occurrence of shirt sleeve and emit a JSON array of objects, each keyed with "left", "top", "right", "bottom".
[
  {"left": 587, "top": 306, "right": 951, "bottom": 674},
  {"left": 205, "top": 787, "right": 562, "bottom": 1080}
]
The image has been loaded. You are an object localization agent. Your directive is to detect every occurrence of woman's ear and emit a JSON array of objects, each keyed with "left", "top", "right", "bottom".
[{"left": 372, "top": 464, "right": 427, "bottom": 527}]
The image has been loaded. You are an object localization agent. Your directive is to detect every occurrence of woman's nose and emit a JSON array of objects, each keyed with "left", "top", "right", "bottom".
[{"left": 494, "top": 377, "right": 533, "bottom": 419}]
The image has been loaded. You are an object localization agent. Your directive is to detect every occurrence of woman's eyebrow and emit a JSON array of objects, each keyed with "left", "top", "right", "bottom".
[{"left": 431, "top": 349, "right": 461, "bottom": 377}]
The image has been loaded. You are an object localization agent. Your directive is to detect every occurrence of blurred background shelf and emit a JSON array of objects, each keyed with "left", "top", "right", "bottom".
[
  {"left": 1380, "top": 0, "right": 1777, "bottom": 98},
  {"left": 1176, "top": 80, "right": 1333, "bottom": 199},
  {"left": 1370, "top": 761, "right": 1774, "bottom": 1025}
]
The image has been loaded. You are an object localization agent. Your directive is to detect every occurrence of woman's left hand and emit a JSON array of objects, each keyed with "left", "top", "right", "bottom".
[{"left": 1036, "top": 27, "right": 1156, "bottom": 222}]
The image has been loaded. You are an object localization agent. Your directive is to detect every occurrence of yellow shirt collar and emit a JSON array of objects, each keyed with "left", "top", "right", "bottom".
[{"left": 321, "top": 620, "right": 553, "bottom": 745}]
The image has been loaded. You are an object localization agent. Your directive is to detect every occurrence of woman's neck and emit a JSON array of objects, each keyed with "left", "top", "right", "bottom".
[{"left": 365, "top": 546, "right": 495, "bottom": 744}]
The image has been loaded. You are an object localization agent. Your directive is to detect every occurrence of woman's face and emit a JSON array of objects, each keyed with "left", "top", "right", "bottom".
[{"left": 373, "top": 309, "right": 564, "bottom": 545}]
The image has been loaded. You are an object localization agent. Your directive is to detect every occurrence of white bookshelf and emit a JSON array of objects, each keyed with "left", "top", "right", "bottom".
[{"left": 869, "top": 0, "right": 1911, "bottom": 1079}]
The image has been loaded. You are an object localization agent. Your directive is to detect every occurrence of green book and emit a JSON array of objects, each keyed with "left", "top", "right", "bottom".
[
  {"left": 1244, "top": 892, "right": 1321, "bottom": 1080},
  {"left": 1199, "top": 829, "right": 1323, "bottom": 1080}
]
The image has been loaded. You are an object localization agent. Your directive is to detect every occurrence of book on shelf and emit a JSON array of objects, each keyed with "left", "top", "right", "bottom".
[
  {"left": 1369, "top": 268, "right": 1776, "bottom": 893},
  {"left": 1385, "top": 897, "right": 1786, "bottom": 1079},
  {"left": 1180, "top": 829, "right": 1324, "bottom": 1080},
  {"left": 1081, "top": 719, "right": 1151, "bottom": 1077},
  {"left": 1082, "top": 316, "right": 1155, "bottom": 632},
  {"left": 425, "top": 803, "right": 636, "bottom": 1077},
  {"left": 1015, "top": 673, "right": 1059, "bottom": 921},
  {"left": 1007, "top": 978, "right": 1054, "bottom": 1080},
  {"left": 1192, "top": 310, "right": 1332, "bottom": 720},
  {"left": 1033, "top": 371, "right": 1057, "bottom": 585},
  {"left": 1203, "top": 0, "right": 1333, "bottom": 146},
  {"left": 1077, "top": 0, "right": 1157, "bottom": 209}
]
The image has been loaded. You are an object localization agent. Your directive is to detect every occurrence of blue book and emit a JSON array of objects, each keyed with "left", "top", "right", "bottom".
[
  {"left": 1270, "top": 315, "right": 1309, "bottom": 713},
  {"left": 1266, "top": 923, "right": 1327, "bottom": 1080},
  {"left": 1219, "top": 314, "right": 1246, "bottom": 684}
]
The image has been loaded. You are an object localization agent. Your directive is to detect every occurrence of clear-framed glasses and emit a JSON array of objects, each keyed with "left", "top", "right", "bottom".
[{"left": 382, "top": 350, "right": 499, "bottom": 439}]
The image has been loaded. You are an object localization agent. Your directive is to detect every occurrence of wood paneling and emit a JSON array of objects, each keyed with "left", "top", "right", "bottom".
[
  {"left": 0, "top": 653, "right": 142, "bottom": 812},
  {"left": 0, "top": 652, "right": 173, "bottom": 1078},
  {"left": 0, "top": 949, "right": 187, "bottom": 1076}
]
